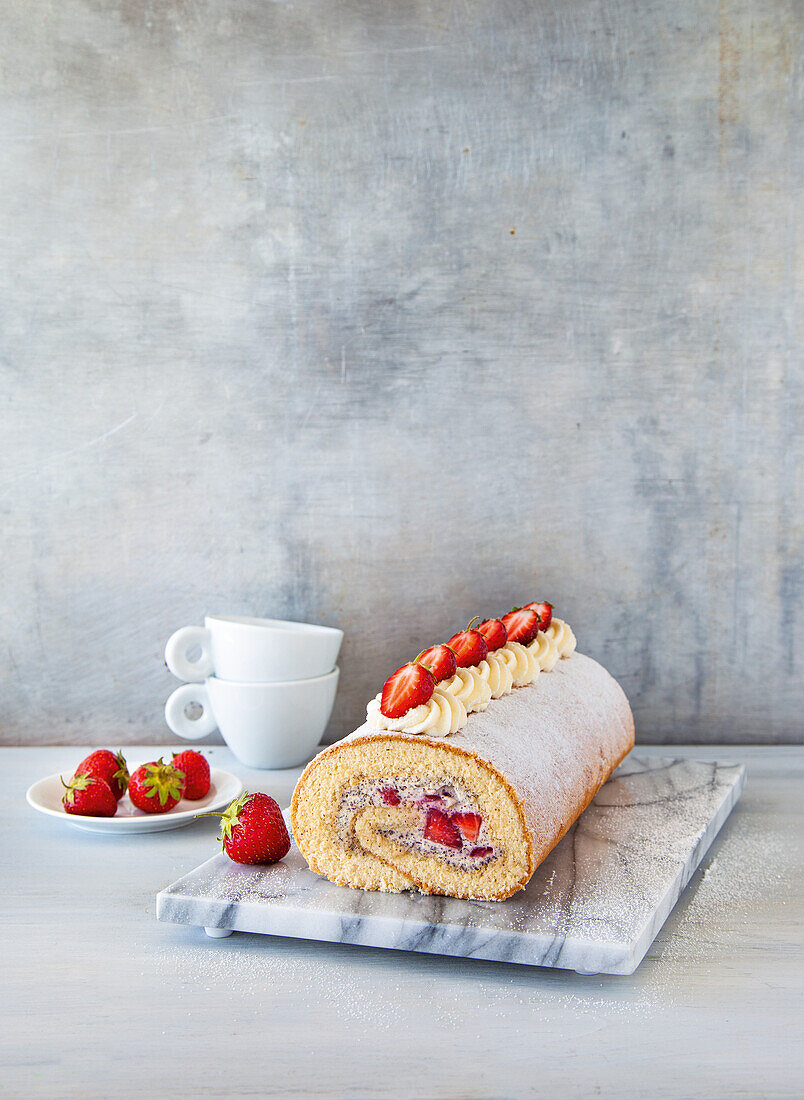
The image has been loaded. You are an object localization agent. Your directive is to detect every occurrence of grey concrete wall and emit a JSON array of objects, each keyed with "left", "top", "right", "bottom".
[{"left": 1, "top": 0, "right": 802, "bottom": 747}]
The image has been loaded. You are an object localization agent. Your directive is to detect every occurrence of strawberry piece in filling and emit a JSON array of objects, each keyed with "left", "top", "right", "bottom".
[
  {"left": 342, "top": 780, "right": 495, "bottom": 866},
  {"left": 423, "top": 808, "right": 463, "bottom": 850},
  {"left": 451, "top": 811, "right": 482, "bottom": 844},
  {"left": 417, "top": 791, "right": 446, "bottom": 807}
]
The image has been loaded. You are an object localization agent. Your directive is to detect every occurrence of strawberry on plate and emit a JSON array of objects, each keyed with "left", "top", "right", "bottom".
[
  {"left": 446, "top": 620, "right": 489, "bottom": 667},
  {"left": 501, "top": 608, "right": 541, "bottom": 646},
  {"left": 128, "top": 759, "right": 186, "bottom": 814},
  {"left": 75, "top": 749, "right": 129, "bottom": 800},
  {"left": 523, "top": 601, "right": 554, "bottom": 631},
  {"left": 423, "top": 807, "right": 463, "bottom": 850},
  {"left": 476, "top": 618, "right": 508, "bottom": 652},
  {"left": 380, "top": 660, "right": 435, "bottom": 719},
  {"left": 206, "top": 791, "right": 290, "bottom": 865},
  {"left": 61, "top": 774, "right": 117, "bottom": 817},
  {"left": 171, "top": 749, "right": 211, "bottom": 800},
  {"left": 416, "top": 644, "right": 457, "bottom": 684}
]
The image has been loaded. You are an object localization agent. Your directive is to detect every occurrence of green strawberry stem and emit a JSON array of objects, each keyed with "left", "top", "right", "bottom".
[
  {"left": 60, "top": 775, "right": 73, "bottom": 804},
  {"left": 140, "top": 759, "right": 184, "bottom": 806},
  {"left": 196, "top": 792, "right": 251, "bottom": 848},
  {"left": 61, "top": 772, "right": 93, "bottom": 806},
  {"left": 112, "top": 750, "right": 129, "bottom": 787}
]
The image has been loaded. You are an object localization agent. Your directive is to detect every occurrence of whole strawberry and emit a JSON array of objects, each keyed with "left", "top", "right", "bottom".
[
  {"left": 75, "top": 749, "right": 129, "bottom": 800},
  {"left": 128, "top": 759, "right": 186, "bottom": 814},
  {"left": 62, "top": 774, "right": 117, "bottom": 817},
  {"left": 171, "top": 750, "right": 211, "bottom": 800},
  {"left": 207, "top": 791, "right": 290, "bottom": 865}
]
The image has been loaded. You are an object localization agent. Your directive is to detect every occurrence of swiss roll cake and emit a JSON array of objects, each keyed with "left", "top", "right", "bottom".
[{"left": 291, "top": 608, "right": 634, "bottom": 901}]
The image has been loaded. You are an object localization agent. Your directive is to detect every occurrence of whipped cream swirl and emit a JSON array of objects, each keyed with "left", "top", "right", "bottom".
[
  {"left": 496, "top": 641, "right": 540, "bottom": 687},
  {"left": 439, "top": 666, "right": 492, "bottom": 713},
  {"left": 526, "top": 631, "right": 560, "bottom": 672},
  {"left": 366, "top": 688, "right": 467, "bottom": 737},
  {"left": 544, "top": 618, "right": 577, "bottom": 658},
  {"left": 476, "top": 652, "right": 514, "bottom": 698}
]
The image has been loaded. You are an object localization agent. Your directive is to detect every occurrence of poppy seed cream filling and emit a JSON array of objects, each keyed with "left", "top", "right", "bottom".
[
  {"left": 336, "top": 777, "right": 498, "bottom": 870},
  {"left": 291, "top": 649, "right": 635, "bottom": 901},
  {"left": 292, "top": 735, "right": 531, "bottom": 898}
]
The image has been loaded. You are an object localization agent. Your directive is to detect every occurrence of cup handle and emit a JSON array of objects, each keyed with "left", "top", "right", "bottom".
[
  {"left": 164, "top": 683, "right": 218, "bottom": 741},
  {"left": 165, "top": 625, "right": 214, "bottom": 682}
]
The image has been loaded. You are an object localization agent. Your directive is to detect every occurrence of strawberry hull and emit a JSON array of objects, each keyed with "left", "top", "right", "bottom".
[{"left": 129, "top": 760, "right": 186, "bottom": 813}]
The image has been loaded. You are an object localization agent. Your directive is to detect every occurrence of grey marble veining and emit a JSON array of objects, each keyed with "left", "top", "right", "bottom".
[{"left": 157, "top": 755, "right": 745, "bottom": 974}]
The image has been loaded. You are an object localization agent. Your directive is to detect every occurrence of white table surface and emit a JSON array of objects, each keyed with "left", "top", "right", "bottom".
[{"left": 6, "top": 743, "right": 803, "bottom": 1099}]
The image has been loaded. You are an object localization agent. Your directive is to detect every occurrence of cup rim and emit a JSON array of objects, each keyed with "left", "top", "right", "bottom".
[
  {"left": 206, "top": 666, "right": 340, "bottom": 689},
  {"left": 205, "top": 615, "right": 343, "bottom": 638}
]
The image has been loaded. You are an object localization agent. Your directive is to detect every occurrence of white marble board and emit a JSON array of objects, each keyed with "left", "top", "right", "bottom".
[{"left": 156, "top": 755, "right": 745, "bottom": 975}]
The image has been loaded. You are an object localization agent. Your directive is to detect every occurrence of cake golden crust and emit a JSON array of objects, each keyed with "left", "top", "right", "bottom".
[{"left": 291, "top": 731, "right": 537, "bottom": 900}]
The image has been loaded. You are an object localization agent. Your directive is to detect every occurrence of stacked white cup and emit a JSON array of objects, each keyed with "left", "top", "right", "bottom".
[{"left": 164, "top": 615, "right": 342, "bottom": 768}]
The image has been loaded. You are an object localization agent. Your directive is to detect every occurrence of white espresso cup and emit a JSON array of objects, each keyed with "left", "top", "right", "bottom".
[
  {"left": 165, "top": 615, "right": 343, "bottom": 684},
  {"left": 164, "top": 668, "right": 339, "bottom": 769}
]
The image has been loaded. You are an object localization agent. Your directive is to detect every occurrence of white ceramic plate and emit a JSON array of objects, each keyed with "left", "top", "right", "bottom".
[{"left": 26, "top": 767, "right": 243, "bottom": 834}]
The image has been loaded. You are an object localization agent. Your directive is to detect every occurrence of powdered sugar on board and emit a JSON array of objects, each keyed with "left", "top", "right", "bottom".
[{"left": 157, "top": 754, "right": 745, "bottom": 975}]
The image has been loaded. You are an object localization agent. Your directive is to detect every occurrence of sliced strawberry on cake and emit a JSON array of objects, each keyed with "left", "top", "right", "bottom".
[
  {"left": 449, "top": 618, "right": 513, "bottom": 699},
  {"left": 446, "top": 621, "right": 489, "bottom": 667},
  {"left": 416, "top": 644, "right": 458, "bottom": 684},
  {"left": 501, "top": 607, "right": 541, "bottom": 646},
  {"left": 420, "top": 640, "right": 491, "bottom": 715},
  {"left": 523, "top": 601, "right": 553, "bottom": 631},
  {"left": 476, "top": 618, "right": 508, "bottom": 652},
  {"left": 380, "top": 660, "right": 435, "bottom": 718},
  {"left": 366, "top": 658, "right": 466, "bottom": 737}
]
